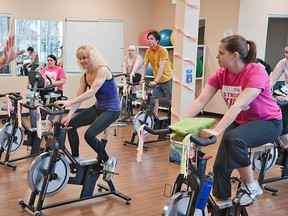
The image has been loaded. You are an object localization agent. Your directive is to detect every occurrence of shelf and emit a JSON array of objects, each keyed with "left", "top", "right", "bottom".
[{"left": 136, "top": 45, "right": 206, "bottom": 95}]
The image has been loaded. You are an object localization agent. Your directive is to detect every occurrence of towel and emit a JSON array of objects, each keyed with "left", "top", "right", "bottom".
[{"left": 169, "top": 118, "right": 217, "bottom": 141}]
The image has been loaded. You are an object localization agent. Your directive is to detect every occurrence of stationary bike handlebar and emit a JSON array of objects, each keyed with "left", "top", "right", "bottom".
[
  {"left": 142, "top": 125, "right": 217, "bottom": 147},
  {"left": 126, "top": 80, "right": 140, "bottom": 86},
  {"left": 276, "top": 100, "right": 288, "bottom": 106},
  {"left": 21, "top": 102, "right": 64, "bottom": 116},
  {"left": 0, "top": 92, "right": 23, "bottom": 101},
  {"left": 113, "top": 73, "right": 128, "bottom": 78},
  {"left": 274, "top": 96, "right": 288, "bottom": 106},
  {"left": 113, "top": 73, "right": 141, "bottom": 86}
]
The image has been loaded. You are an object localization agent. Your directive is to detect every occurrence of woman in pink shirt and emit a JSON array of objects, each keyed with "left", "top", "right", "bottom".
[
  {"left": 40, "top": 54, "right": 66, "bottom": 100},
  {"left": 185, "top": 35, "right": 282, "bottom": 207}
]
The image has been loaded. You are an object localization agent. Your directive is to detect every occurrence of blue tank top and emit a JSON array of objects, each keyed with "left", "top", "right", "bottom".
[{"left": 84, "top": 70, "right": 120, "bottom": 112}]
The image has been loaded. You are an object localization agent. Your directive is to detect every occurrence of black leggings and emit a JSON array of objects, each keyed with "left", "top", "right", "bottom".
[
  {"left": 23, "top": 63, "right": 39, "bottom": 76},
  {"left": 68, "top": 105, "right": 120, "bottom": 162},
  {"left": 212, "top": 119, "right": 282, "bottom": 200},
  {"left": 280, "top": 104, "right": 288, "bottom": 135}
]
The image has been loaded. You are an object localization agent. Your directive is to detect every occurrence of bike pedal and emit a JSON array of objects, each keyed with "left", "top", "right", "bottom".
[{"left": 102, "top": 169, "right": 119, "bottom": 175}]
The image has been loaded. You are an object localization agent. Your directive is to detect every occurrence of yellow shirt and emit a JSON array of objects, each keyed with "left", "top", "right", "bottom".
[{"left": 144, "top": 46, "right": 173, "bottom": 83}]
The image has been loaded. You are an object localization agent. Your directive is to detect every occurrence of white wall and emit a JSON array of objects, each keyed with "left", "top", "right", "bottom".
[{"left": 238, "top": 0, "right": 288, "bottom": 59}]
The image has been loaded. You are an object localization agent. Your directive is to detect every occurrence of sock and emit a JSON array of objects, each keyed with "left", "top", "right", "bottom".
[{"left": 246, "top": 181, "right": 258, "bottom": 190}]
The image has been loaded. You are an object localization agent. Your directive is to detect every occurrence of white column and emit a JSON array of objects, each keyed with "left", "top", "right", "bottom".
[{"left": 171, "top": 0, "right": 200, "bottom": 123}]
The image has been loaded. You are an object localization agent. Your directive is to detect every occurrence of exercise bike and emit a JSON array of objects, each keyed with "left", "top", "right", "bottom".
[
  {"left": 118, "top": 78, "right": 141, "bottom": 122},
  {"left": 124, "top": 81, "right": 171, "bottom": 148},
  {"left": 142, "top": 125, "right": 249, "bottom": 216},
  {"left": 0, "top": 71, "right": 59, "bottom": 170},
  {"left": 0, "top": 91, "right": 42, "bottom": 170},
  {"left": 251, "top": 94, "right": 288, "bottom": 196},
  {"left": 19, "top": 103, "right": 131, "bottom": 216}
]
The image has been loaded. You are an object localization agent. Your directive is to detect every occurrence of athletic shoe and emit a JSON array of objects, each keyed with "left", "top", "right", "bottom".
[
  {"left": 102, "top": 157, "right": 117, "bottom": 182},
  {"left": 232, "top": 181, "right": 263, "bottom": 206},
  {"left": 274, "top": 89, "right": 286, "bottom": 97},
  {"left": 216, "top": 198, "right": 233, "bottom": 209},
  {"left": 280, "top": 86, "right": 288, "bottom": 94}
]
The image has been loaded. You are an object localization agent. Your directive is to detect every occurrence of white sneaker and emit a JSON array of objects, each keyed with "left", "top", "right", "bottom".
[
  {"left": 102, "top": 157, "right": 117, "bottom": 182},
  {"left": 232, "top": 181, "right": 263, "bottom": 206},
  {"left": 216, "top": 198, "right": 233, "bottom": 209}
]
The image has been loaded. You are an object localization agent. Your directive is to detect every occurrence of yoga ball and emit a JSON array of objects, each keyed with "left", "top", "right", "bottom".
[
  {"left": 159, "top": 29, "right": 173, "bottom": 46},
  {"left": 140, "top": 29, "right": 155, "bottom": 46},
  {"left": 170, "top": 30, "right": 175, "bottom": 46},
  {"left": 146, "top": 63, "right": 153, "bottom": 76}
]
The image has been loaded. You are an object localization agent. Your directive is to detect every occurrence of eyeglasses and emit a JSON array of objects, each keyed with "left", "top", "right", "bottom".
[{"left": 128, "top": 49, "right": 135, "bottom": 51}]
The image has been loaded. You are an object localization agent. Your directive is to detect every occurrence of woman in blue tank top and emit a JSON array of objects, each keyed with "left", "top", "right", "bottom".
[{"left": 56, "top": 45, "right": 119, "bottom": 182}]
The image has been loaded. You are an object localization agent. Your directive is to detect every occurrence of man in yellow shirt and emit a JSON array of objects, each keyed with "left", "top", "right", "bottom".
[{"left": 140, "top": 31, "right": 173, "bottom": 115}]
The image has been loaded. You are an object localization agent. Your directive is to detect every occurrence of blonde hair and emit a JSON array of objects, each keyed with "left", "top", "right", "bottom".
[{"left": 76, "top": 45, "right": 108, "bottom": 72}]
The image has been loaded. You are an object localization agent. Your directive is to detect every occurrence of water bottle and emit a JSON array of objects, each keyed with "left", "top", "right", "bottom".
[{"left": 195, "top": 172, "right": 214, "bottom": 210}]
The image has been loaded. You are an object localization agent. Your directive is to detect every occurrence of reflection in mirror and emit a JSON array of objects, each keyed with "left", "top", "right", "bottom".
[
  {"left": 0, "top": 15, "right": 11, "bottom": 75},
  {"left": 15, "top": 19, "right": 63, "bottom": 76}
]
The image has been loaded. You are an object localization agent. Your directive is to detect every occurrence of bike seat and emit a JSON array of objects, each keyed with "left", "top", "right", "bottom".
[
  {"left": 249, "top": 143, "right": 274, "bottom": 152},
  {"left": 159, "top": 116, "right": 169, "bottom": 121}
]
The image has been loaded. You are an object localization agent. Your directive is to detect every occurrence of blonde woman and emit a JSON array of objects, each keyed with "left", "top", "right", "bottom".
[{"left": 56, "top": 45, "right": 120, "bottom": 182}]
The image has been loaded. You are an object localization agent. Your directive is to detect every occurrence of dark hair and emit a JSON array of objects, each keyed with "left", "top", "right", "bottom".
[
  {"left": 220, "top": 35, "right": 256, "bottom": 63},
  {"left": 27, "top": 46, "right": 34, "bottom": 52},
  {"left": 147, "top": 31, "right": 161, "bottom": 43},
  {"left": 47, "top": 54, "right": 58, "bottom": 64}
]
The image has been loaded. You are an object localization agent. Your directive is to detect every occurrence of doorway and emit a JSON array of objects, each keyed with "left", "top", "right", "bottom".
[{"left": 265, "top": 16, "right": 288, "bottom": 69}]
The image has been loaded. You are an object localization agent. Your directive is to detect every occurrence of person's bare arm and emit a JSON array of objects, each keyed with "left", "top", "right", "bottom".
[
  {"left": 122, "top": 56, "right": 127, "bottom": 74},
  {"left": 200, "top": 87, "right": 262, "bottom": 139},
  {"left": 56, "top": 75, "right": 87, "bottom": 125},
  {"left": 26, "top": 52, "right": 37, "bottom": 67},
  {"left": 0, "top": 35, "right": 25, "bottom": 68},
  {"left": 131, "top": 55, "right": 143, "bottom": 75},
  {"left": 154, "top": 59, "right": 167, "bottom": 83},
  {"left": 20, "top": 53, "right": 30, "bottom": 62},
  {"left": 270, "top": 62, "right": 283, "bottom": 88},
  {"left": 184, "top": 84, "right": 217, "bottom": 119},
  {"left": 140, "top": 61, "right": 149, "bottom": 84},
  {"left": 52, "top": 77, "right": 66, "bottom": 87},
  {"left": 58, "top": 67, "right": 109, "bottom": 110}
]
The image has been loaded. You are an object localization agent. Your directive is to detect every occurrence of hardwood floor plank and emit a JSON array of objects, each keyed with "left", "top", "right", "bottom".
[{"left": 0, "top": 115, "right": 287, "bottom": 215}]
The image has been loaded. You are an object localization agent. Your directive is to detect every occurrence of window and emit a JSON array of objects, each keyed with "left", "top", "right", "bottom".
[
  {"left": 0, "top": 15, "right": 11, "bottom": 75},
  {"left": 15, "top": 19, "right": 63, "bottom": 67}
]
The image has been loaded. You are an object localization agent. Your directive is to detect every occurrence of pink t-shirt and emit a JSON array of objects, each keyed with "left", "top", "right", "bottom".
[
  {"left": 208, "top": 63, "right": 282, "bottom": 124},
  {"left": 40, "top": 66, "right": 66, "bottom": 91}
]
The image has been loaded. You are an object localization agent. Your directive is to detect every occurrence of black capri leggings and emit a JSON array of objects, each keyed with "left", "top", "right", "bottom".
[
  {"left": 212, "top": 119, "right": 282, "bottom": 200},
  {"left": 67, "top": 105, "right": 120, "bottom": 162}
]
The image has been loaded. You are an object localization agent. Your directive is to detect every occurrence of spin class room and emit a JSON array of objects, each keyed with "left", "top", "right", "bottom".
[{"left": 0, "top": 0, "right": 287, "bottom": 216}]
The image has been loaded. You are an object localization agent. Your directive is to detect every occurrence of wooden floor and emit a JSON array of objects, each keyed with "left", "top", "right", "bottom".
[{"left": 0, "top": 113, "right": 288, "bottom": 216}]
